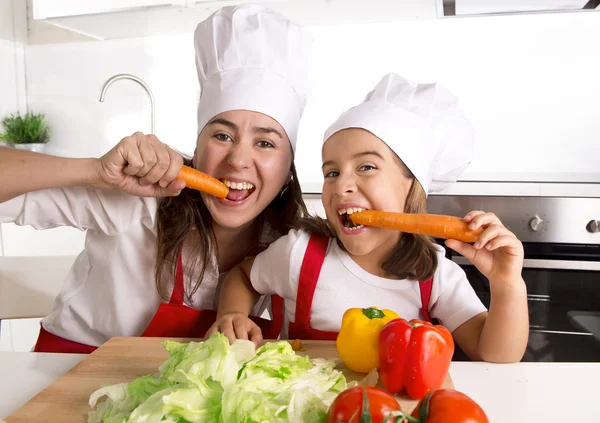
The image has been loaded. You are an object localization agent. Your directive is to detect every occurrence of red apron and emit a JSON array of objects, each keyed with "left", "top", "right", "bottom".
[
  {"left": 287, "top": 234, "right": 432, "bottom": 341},
  {"left": 34, "top": 252, "right": 284, "bottom": 353}
]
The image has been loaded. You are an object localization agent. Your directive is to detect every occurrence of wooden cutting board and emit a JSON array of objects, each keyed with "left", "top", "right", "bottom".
[{"left": 7, "top": 337, "right": 454, "bottom": 422}]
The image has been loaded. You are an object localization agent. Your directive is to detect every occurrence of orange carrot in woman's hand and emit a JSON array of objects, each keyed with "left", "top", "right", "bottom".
[
  {"left": 349, "top": 210, "right": 483, "bottom": 243},
  {"left": 177, "top": 165, "right": 229, "bottom": 199}
]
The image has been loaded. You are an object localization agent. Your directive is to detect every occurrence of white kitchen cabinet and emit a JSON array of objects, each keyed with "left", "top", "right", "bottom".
[
  {"left": 28, "top": 0, "right": 439, "bottom": 42},
  {"left": 32, "top": 0, "right": 186, "bottom": 20}
]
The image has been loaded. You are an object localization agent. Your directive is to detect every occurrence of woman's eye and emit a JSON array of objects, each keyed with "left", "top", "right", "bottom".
[
  {"left": 324, "top": 170, "right": 339, "bottom": 178},
  {"left": 257, "top": 140, "right": 275, "bottom": 149},
  {"left": 359, "top": 164, "right": 376, "bottom": 172},
  {"left": 214, "top": 133, "right": 232, "bottom": 142}
]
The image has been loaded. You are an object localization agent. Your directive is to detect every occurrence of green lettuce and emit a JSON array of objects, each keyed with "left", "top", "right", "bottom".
[{"left": 88, "top": 334, "right": 346, "bottom": 423}]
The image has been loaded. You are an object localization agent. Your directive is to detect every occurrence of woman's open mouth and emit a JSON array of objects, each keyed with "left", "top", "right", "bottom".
[
  {"left": 337, "top": 207, "right": 366, "bottom": 231},
  {"left": 222, "top": 179, "right": 256, "bottom": 202}
]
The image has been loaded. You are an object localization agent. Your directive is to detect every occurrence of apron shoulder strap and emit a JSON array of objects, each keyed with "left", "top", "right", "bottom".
[
  {"left": 169, "top": 251, "right": 185, "bottom": 305},
  {"left": 294, "top": 234, "right": 330, "bottom": 327},
  {"left": 418, "top": 277, "right": 433, "bottom": 322}
]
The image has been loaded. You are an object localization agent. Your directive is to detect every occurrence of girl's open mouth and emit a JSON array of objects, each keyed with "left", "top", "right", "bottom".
[
  {"left": 338, "top": 207, "right": 366, "bottom": 231},
  {"left": 222, "top": 179, "right": 256, "bottom": 202}
]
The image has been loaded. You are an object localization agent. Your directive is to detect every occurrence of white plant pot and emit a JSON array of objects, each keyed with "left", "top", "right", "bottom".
[{"left": 13, "top": 143, "right": 47, "bottom": 153}]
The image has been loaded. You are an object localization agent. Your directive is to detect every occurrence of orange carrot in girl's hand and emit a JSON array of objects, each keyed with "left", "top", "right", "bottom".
[
  {"left": 177, "top": 165, "right": 229, "bottom": 199},
  {"left": 350, "top": 210, "right": 483, "bottom": 243}
]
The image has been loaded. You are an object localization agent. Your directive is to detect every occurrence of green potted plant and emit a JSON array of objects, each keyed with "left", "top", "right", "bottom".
[{"left": 0, "top": 111, "right": 51, "bottom": 152}]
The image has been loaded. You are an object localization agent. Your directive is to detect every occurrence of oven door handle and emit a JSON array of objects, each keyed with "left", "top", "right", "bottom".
[{"left": 452, "top": 256, "right": 600, "bottom": 271}]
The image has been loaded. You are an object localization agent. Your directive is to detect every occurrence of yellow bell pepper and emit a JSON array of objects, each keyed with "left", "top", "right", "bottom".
[{"left": 336, "top": 306, "right": 400, "bottom": 373}]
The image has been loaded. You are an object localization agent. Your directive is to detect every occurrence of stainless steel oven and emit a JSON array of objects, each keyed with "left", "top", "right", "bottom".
[{"left": 427, "top": 195, "right": 600, "bottom": 362}]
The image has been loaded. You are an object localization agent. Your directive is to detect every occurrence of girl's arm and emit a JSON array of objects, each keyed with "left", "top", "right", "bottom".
[
  {"left": 207, "top": 230, "right": 306, "bottom": 345},
  {"left": 0, "top": 132, "right": 184, "bottom": 204},
  {"left": 447, "top": 211, "right": 529, "bottom": 363},
  {"left": 208, "top": 258, "right": 263, "bottom": 344}
]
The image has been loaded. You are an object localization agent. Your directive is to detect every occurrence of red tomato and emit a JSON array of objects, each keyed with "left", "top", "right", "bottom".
[
  {"left": 327, "top": 386, "right": 401, "bottom": 423},
  {"left": 411, "top": 389, "right": 489, "bottom": 423}
]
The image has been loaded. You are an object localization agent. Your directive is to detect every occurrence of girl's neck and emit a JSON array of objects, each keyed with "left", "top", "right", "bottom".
[
  {"left": 212, "top": 220, "right": 259, "bottom": 273},
  {"left": 344, "top": 236, "right": 401, "bottom": 279}
]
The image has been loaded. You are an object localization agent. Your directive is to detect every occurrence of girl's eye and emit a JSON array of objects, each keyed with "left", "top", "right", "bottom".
[
  {"left": 257, "top": 140, "right": 275, "bottom": 149},
  {"left": 359, "top": 164, "right": 377, "bottom": 172},
  {"left": 324, "top": 170, "right": 339, "bottom": 178},
  {"left": 214, "top": 133, "right": 232, "bottom": 142}
]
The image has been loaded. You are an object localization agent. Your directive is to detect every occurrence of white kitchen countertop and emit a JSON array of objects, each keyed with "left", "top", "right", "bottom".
[{"left": 1, "top": 352, "right": 599, "bottom": 422}]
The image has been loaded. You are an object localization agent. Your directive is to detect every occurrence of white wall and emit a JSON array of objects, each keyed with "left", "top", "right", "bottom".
[
  {"left": 25, "top": 34, "right": 199, "bottom": 159},
  {"left": 0, "top": 0, "right": 46, "bottom": 352},
  {"left": 300, "top": 11, "right": 600, "bottom": 186},
  {"left": 1, "top": 0, "right": 28, "bottom": 258},
  {"left": 0, "top": 0, "right": 27, "bottom": 117},
  {"left": 2, "top": 8, "right": 599, "bottom": 351},
  {"left": 0, "top": 0, "right": 86, "bottom": 259},
  {"left": 23, "top": 11, "right": 600, "bottom": 189},
  {"left": 5, "top": 10, "right": 598, "bottom": 257},
  {"left": 5, "top": 11, "right": 600, "bottom": 257}
]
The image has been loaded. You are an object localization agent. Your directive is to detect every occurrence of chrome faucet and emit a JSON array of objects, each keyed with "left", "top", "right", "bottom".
[{"left": 98, "top": 74, "right": 155, "bottom": 134}]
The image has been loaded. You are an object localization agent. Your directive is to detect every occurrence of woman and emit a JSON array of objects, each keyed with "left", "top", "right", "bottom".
[{"left": 0, "top": 4, "right": 313, "bottom": 353}]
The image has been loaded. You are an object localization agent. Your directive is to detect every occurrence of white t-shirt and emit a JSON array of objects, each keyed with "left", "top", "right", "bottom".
[
  {"left": 0, "top": 187, "right": 270, "bottom": 347},
  {"left": 251, "top": 229, "right": 487, "bottom": 338}
]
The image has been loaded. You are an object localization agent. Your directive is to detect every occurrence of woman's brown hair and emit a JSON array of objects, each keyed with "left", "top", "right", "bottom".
[
  {"left": 297, "top": 159, "right": 438, "bottom": 281},
  {"left": 155, "top": 158, "right": 307, "bottom": 302}
]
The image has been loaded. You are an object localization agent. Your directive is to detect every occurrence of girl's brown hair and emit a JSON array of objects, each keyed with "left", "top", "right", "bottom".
[
  {"left": 155, "top": 158, "right": 307, "bottom": 302},
  {"left": 297, "top": 159, "right": 438, "bottom": 281}
]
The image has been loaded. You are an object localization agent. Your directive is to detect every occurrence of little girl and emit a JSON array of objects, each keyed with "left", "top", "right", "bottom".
[{"left": 207, "top": 73, "right": 529, "bottom": 363}]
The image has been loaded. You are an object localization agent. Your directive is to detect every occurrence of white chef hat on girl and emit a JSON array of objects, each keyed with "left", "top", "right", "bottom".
[
  {"left": 323, "top": 73, "right": 474, "bottom": 195},
  {"left": 194, "top": 4, "right": 314, "bottom": 152}
]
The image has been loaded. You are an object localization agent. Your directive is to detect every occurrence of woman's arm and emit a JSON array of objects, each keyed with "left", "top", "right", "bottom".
[
  {"left": 0, "top": 147, "right": 104, "bottom": 203},
  {"left": 0, "top": 132, "right": 184, "bottom": 204},
  {"left": 448, "top": 211, "right": 529, "bottom": 363},
  {"left": 208, "top": 258, "right": 263, "bottom": 344}
]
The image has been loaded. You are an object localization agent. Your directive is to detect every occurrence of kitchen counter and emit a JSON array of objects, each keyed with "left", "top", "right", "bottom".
[
  {"left": 1, "top": 351, "right": 599, "bottom": 422},
  {"left": 301, "top": 181, "right": 600, "bottom": 198}
]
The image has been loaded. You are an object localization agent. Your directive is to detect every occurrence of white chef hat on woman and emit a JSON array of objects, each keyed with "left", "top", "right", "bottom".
[
  {"left": 323, "top": 73, "right": 474, "bottom": 195},
  {"left": 194, "top": 4, "right": 314, "bottom": 152}
]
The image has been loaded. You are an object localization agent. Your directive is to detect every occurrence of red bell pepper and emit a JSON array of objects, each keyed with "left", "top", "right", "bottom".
[{"left": 378, "top": 319, "right": 454, "bottom": 399}]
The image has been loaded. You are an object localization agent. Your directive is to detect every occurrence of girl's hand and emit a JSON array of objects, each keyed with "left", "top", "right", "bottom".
[
  {"left": 446, "top": 211, "right": 525, "bottom": 287},
  {"left": 206, "top": 312, "right": 263, "bottom": 346},
  {"left": 97, "top": 132, "right": 185, "bottom": 197}
]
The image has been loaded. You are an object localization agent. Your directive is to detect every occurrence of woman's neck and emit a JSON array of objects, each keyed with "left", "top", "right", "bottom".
[{"left": 212, "top": 220, "right": 259, "bottom": 273}]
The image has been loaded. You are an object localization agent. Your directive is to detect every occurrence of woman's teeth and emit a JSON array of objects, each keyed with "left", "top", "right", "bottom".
[
  {"left": 337, "top": 207, "right": 365, "bottom": 215},
  {"left": 223, "top": 180, "right": 254, "bottom": 190}
]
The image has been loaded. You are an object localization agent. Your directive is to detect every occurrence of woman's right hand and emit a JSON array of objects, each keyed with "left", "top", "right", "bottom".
[
  {"left": 206, "top": 312, "right": 263, "bottom": 346},
  {"left": 97, "top": 132, "right": 185, "bottom": 197}
]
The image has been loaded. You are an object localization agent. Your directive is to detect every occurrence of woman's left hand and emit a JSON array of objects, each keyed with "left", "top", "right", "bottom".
[{"left": 446, "top": 211, "right": 524, "bottom": 287}]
